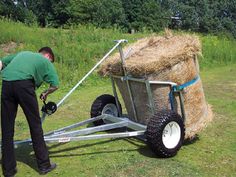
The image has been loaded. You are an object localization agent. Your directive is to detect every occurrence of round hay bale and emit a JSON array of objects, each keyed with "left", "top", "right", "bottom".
[{"left": 99, "top": 33, "right": 213, "bottom": 139}]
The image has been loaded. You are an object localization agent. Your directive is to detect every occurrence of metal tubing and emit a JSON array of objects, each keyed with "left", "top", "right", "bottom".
[
  {"left": 46, "top": 121, "right": 128, "bottom": 138},
  {"left": 127, "top": 120, "right": 147, "bottom": 131},
  {"left": 145, "top": 80, "right": 155, "bottom": 115},
  {"left": 110, "top": 77, "right": 122, "bottom": 116},
  {"left": 112, "top": 75, "right": 146, "bottom": 83},
  {"left": 118, "top": 45, "right": 138, "bottom": 122},
  {"left": 125, "top": 78, "right": 138, "bottom": 121},
  {"left": 124, "top": 76, "right": 146, "bottom": 83},
  {"left": 103, "top": 115, "right": 128, "bottom": 123},
  {"left": 118, "top": 44, "right": 127, "bottom": 75},
  {"left": 44, "top": 131, "right": 145, "bottom": 143},
  {"left": 12, "top": 130, "right": 145, "bottom": 146},
  {"left": 56, "top": 40, "right": 126, "bottom": 108},
  {"left": 41, "top": 112, "right": 47, "bottom": 122},
  {"left": 104, "top": 115, "right": 146, "bottom": 130},
  {"left": 43, "top": 115, "right": 106, "bottom": 136},
  {"left": 13, "top": 139, "right": 32, "bottom": 147},
  {"left": 112, "top": 75, "right": 177, "bottom": 87},
  {"left": 179, "top": 91, "right": 186, "bottom": 122},
  {"left": 10, "top": 115, "right": 147, "bottom": 147},
  {"left": 149, "top": 81, "right": 177, "bottom": 86}
]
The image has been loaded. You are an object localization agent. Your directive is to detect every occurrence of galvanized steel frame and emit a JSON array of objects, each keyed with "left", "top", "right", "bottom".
[{"left": 12, "top": 114, "right": 146, "bottom": 147}]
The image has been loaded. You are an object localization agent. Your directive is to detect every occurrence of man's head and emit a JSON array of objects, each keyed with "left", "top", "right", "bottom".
[{"left": 38, "top": 47, "right": 55, "bottom": 63}]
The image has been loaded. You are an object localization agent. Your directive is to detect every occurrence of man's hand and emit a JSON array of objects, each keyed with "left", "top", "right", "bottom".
[
  {"left": 40, "top": 86, "right": 58, "bottom": 101},
  {"left": 40, "top": 92, "right": 48, "bottom": 101}
]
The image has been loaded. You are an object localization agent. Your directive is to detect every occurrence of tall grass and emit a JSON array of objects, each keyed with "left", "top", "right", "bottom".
[
  {"left": 200, "top": 35, "right": 236, "bottom": 69},
  {"left": 0, "top": 19, "right": 236, "bottom": 86},
  {"left": 0, "top": 19, "right": 145, "bottom": 87}
]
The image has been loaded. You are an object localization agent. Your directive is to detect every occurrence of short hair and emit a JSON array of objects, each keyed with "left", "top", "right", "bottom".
[{"left": 38, "top": 47, "right": 55, "bottom": 62}]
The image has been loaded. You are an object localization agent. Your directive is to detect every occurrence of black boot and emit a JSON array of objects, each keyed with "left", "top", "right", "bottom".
[{"left": 39, "top": 163, "right": 57, "bottom": 175}]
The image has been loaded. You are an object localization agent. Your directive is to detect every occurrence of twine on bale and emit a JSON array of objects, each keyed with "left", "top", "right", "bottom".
[{"left": 98, "top": 32, "right": 213, "bottom": 139}]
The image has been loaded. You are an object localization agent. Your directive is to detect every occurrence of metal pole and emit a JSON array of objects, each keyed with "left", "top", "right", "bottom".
[
  {"left": 145, "top": 81, "right": 155, "bottom": 115},
  {"left": 56, "top": 40, "right": 126, "bottom": 108},
  {"left": 110, "top": 76, "right": 122, "bottom": 116},
  {"left": 118, "top": 45, "right": 138, "bottom": 122},
  {"left": 179, "top": 91, "right": 186, "bottom": 122}
]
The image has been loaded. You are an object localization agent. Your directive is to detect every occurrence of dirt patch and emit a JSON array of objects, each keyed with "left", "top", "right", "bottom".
[{"left": 0, "top": 41, "right": 18, "bottom": 55}]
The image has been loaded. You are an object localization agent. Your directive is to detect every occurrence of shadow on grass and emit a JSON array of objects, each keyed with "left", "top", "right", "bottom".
[
  {"left": 183, "top": 135, "right": 200, "bottom": 146},
  {"left": 47, "top": 136, "right": 157, "bottom": 159},
  {"left": 0, "top": 136, "right": 145, "bottom": 173},
  {"left": 125, "top": 135, "right": 200, "bottom": 158},
  {"left": 15, "top": 145, "right": 38, "bottom": 171},
  {"left": 1, "top": 133, "right": 198, "bottom": 172},
  {"left": 1, "top": 139, "right": 125, "bottom": 172},
  {"left": 0, "top": 144, "right": 39, "bottom": 173},
  {"left": 124, "top": 138, "right": 157, "bottom": 158},
  {"left": 48, "top": 138, "right": 140, "bottom": 158},
  {"left": 2, "top": 140, "right": 130, "bottom": 173}
]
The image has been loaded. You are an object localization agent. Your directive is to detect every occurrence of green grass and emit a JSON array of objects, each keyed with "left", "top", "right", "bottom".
[
  {"left": 0, "top": 20, "right": 236, "bottom": 176},
  {"left": 200, "top": 35, "right": 236, "bottom": 69},
  {"left": 1, "top": 64, "right": 235, "bottom": 177}
]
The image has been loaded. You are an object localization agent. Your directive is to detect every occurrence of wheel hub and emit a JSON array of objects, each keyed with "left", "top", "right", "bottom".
[
  {"left": 102, "top": 103, "right": 118, "bottom": 116},
  {"left": 162, "top": 121, "right": 181, "bottom": 149}
]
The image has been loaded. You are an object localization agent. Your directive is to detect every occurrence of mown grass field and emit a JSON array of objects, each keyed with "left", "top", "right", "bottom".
[{"left": 0, "top": 20, "right": 236, "bottom": 177}]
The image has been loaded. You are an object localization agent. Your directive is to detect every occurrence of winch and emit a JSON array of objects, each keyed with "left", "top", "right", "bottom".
[{"left": 41, "top": 101, "right": 57, "bottom": 115}]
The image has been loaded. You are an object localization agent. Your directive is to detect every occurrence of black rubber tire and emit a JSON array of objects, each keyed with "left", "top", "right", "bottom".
[
  {"left": 90, "top": 94, "right": 122, "bottom": 126},
  {"left": 145, "top": 110, "right": 185, "bottom": 158}
]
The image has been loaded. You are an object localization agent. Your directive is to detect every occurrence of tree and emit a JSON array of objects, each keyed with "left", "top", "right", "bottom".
[
  {"left": 167, "top": 0, "right": 236, "bottom": 36},
  {"left": 0, "top": 0, "right": 37, "bottom": 25},
  {"left": 44, "top": 0, "right": 71, "bottom": 27},
  {"left": 23, "top": 0, "right": 54, "bottom": 27},
  {"left": 121, "top": 0, "right": 171, "bottom": 32},
  {"left": 121, "top": 0, "right": 144, "bottom": 32},
  {"left": 1, "top": 0, "right": 236, "bottom": 37},
  {"left": 69, "top": 0, "right": 126, "bottom": 28},
  {"left": 140, "top": 0, "right": 171, "bottom": 32}
]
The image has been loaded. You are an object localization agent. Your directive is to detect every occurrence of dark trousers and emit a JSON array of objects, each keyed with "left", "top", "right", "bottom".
[{"left": 1, "top": 80, "right": 50, "bottom": 176}]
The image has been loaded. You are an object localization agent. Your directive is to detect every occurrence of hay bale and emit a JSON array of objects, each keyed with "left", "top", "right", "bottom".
[{"left": 98, "top": 33, "right": 213, "bottom": 139}]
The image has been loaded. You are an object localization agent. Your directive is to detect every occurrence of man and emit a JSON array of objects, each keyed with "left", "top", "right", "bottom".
[{"left": 0, "top": 47, "right": 59, "bottom": 177}]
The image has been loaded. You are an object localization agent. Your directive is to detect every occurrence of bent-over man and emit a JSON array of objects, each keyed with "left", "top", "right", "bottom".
[{"left": 0, "top": 47, "right": 59, "bottom": 177}]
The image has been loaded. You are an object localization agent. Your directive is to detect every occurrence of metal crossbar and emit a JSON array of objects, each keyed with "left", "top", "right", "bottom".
[
  {"left": 11, "top": 115, "right": 146, "bottom": 147},
  {"left": 44, "top": 131, "right": 145, "bottom": 143}
]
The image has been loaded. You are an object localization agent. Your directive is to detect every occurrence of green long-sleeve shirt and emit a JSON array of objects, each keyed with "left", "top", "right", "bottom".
[{"left": 1, "top": 51, "right": 59, "bottom": 88}]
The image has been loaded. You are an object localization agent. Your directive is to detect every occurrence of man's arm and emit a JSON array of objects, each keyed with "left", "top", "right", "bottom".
[
  {"left": 40, "top": 61, "right": 59, "bottom": 101},
  {"left": 40, "top": 85, "right": 58, "bottom": 101},
  {"left": 1, "top": 54, "right": 17, "bottom": 69}
]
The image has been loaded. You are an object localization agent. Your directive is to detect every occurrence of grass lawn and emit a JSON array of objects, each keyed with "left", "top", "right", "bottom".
[{"left": 0, "top": 64, "right": 235, "bottom": 177}]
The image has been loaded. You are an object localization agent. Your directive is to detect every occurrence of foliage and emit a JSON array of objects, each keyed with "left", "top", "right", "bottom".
[
  {"left": 1, "top": 0, "right": 236, "bottom": 36},
  {"left": 121, "top": 0, "right": 171, "bottom": 32},
  {"left": 168, "top": 0, "right": 236, "bottom": 37},
  {"left": 0, "top": 0, "right": 37, "bottom": 25},
  {"left": 69, "top": 0, "right": 126, "bottom": 29}
]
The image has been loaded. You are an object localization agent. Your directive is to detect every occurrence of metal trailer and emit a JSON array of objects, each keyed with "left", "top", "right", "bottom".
[{"left": 4, "top": 39, "right": 186, "bottom": 158}]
